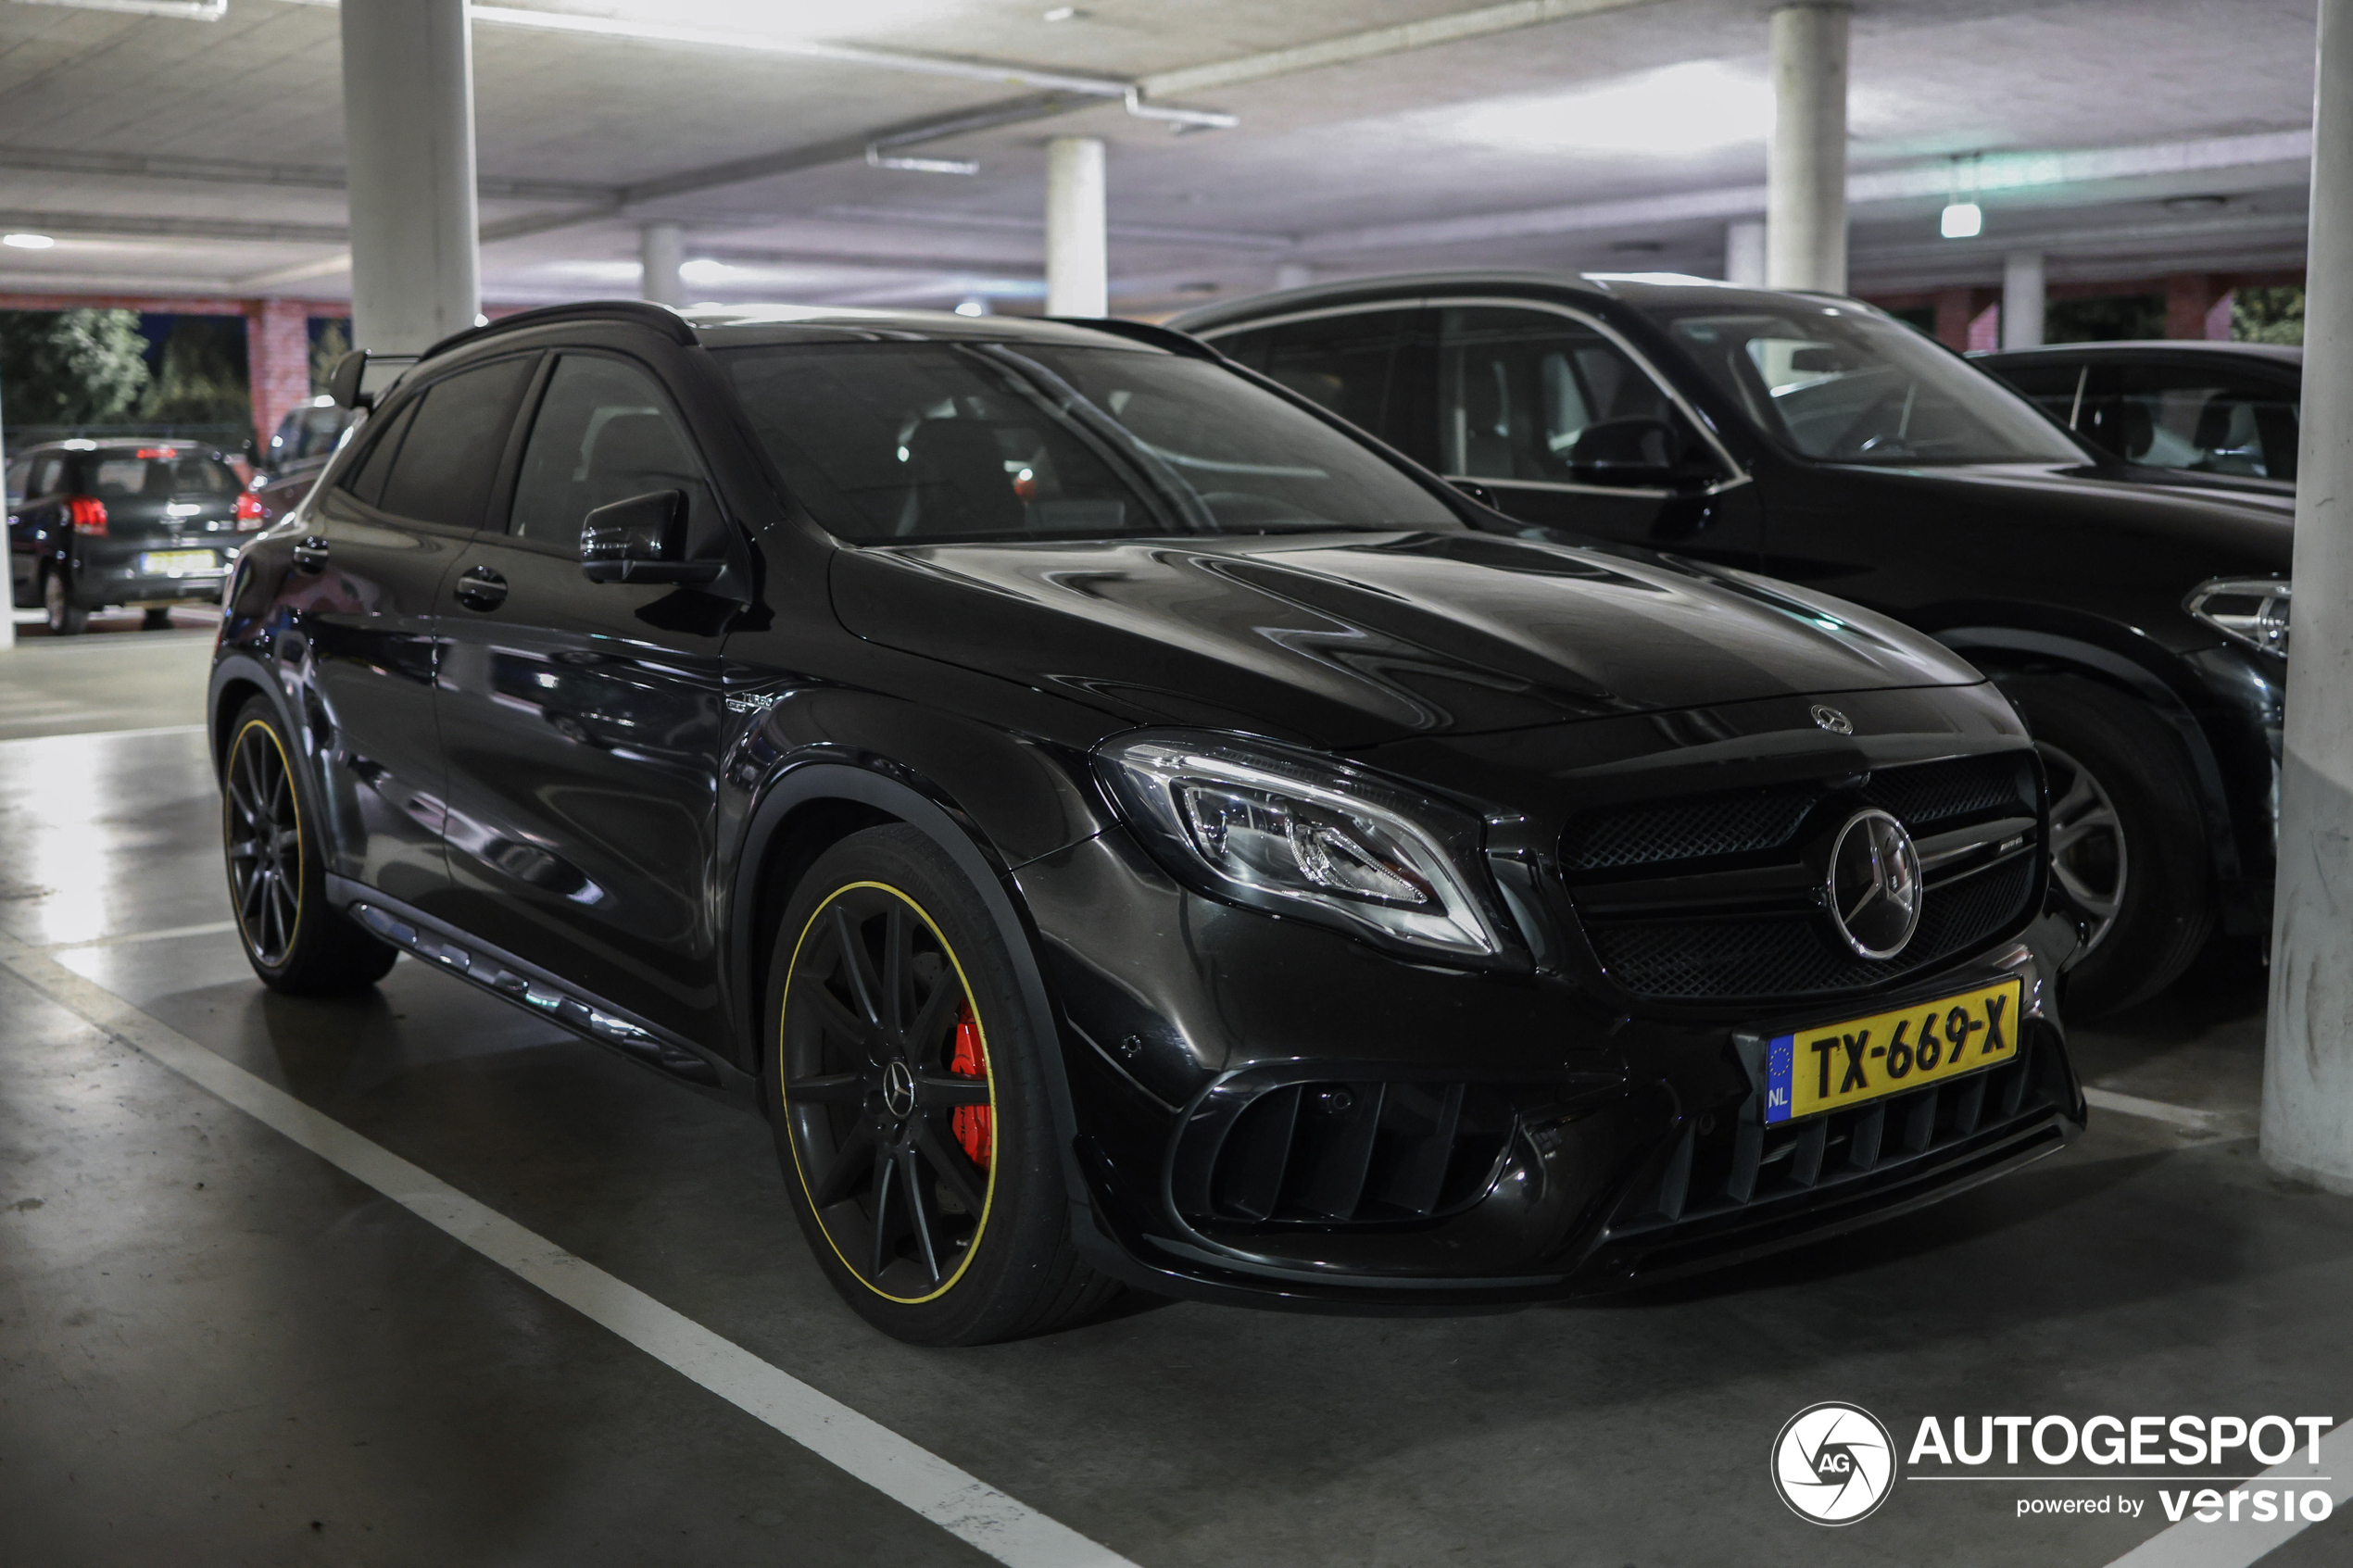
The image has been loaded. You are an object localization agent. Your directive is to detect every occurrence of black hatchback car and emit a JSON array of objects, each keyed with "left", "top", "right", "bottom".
[
  {"left": 209, "top": 301, "right": 2082, "bottom": 1344},
  {"left": 8, "top": 438, "right": 261, "bottom": 633},
  {"left": 1173, "top": 274, "right": 2294, "bottom": 1014}
]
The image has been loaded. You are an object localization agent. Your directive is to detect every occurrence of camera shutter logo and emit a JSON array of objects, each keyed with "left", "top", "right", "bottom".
[{"left": 1772, "top": 1402, "right": 1896, "bottom": 1524}]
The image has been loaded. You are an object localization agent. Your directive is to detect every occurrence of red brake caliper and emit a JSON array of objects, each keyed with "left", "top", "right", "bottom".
[{"left": 950, "top": 1001, "right": 992, "bottom": 1169}]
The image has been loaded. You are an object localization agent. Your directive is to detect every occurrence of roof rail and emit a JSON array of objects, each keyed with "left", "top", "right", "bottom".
[
  {"left": 419, "top": 299, "right": 697, "bottom": 363},
  {"left": 1044, "top": 316, "right": 1226, "bottom": 361}
]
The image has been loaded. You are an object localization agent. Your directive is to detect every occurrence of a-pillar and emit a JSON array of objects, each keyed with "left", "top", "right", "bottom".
[
  {"left": 340, "top": 0, "right": 479, "bottom": 354},
  {"left": 2266, "top": 0, "right": 2353, "bottom": 1191},
  {"left": 1766, "top": 5, "right": 1849, "bottom": 293},
  {"left": 1045, "top": 135, "right": 1107, "bottom": 318},
  {"left": 1725, "top": 220, "right": 1767, "bottom": 288},
  {"left": 641, "top": 222, "right": 684, "bottom": 307},
  {"left": 2001, "top": 252, "right": 2045, "bottom": 349},
  {"left": 246, "top": 297, "right": 311, "bottom": 451}
]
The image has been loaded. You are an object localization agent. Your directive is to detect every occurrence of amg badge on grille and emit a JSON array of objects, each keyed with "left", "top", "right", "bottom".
[
  {"left": 1810, "top": 704, "right": 1854, "bottom": 734},
  {"left": 1826, "top": 809, "right": 1922, "bottom": 960}
]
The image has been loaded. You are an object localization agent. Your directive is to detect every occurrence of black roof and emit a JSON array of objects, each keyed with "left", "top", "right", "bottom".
[
  {"left": 1164, "top": 269, "right": 1856, "bottom": 335},
  {"left": 1972, "top": 340, "right": 2303, "bottom": 367},
  {"left": 418, "top": 298, "right": 1169, "bottom": 365}
]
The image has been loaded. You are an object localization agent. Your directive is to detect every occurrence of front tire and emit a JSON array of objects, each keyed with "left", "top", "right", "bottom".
[
  {"left": 220, "top": 696, "right": 396, "bottom": 995},
  {"left": 43, "top": 570, "right": 85, "bottom": 635},
  {"left": 765, "top": 824, "right": 1114, "bottom": 1346},
  {"left": 1997, "top": 674, "right": 2213, "bottom": 1016}
]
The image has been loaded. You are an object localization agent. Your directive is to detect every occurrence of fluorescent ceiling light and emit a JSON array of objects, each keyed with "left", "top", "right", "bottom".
[
  {"left": 1940, "top": 201, "right": 1983, "bottom": 239},
  {"left": 1450, "top": 61, "right": 1770, "bottom": 157},
  {"left": 2, "top": 232, "right": 55, "bottom": 249},
  {"left": 679, "top": 258, "right": 737, "bottom": 284}
]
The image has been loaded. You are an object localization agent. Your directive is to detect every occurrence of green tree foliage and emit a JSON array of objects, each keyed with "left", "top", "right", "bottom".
[
  {"left": 308, "top": 318, "right": 352, "bottom": 392},
  {"left": 0, "top": 307, "right": 151, "bottom": 424},
  {"left": 2233, "top": 286, "right": 2304, "bottom": 346},
  {"left": 138, "top": 316, "right": 251, "bottom": 429}
]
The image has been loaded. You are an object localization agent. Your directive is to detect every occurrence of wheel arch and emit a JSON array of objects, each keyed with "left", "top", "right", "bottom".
[
  {"left": 1932, "top": 623, "right": 2242, "bottom": 884},
  {"left": 206, "top": 651, "right": 288, "bottom": 782}
]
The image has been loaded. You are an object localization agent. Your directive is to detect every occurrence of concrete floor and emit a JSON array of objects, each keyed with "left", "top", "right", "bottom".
[{"left": 3, "top": 633, "right": 2349, "bottom": 1567}]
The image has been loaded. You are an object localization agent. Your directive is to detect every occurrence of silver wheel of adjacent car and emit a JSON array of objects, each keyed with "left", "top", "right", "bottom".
[
  {"left": 42, "top": 570, "right": 85, "bottom": 636},
  {"left": 2037, "top": 741, "right": 2128, "bottom": 955}
]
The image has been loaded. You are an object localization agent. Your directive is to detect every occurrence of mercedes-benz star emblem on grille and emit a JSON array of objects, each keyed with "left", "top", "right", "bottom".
[
  {"left": 1826, "top": 809, "right": 1923, "bottom": 960},
  {"left": 1810, "top": 704, "right": 1854, "bottom": 734}
]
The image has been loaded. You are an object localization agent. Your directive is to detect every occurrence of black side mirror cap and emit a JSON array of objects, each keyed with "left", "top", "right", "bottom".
[
  {"left": 580, "top": 489, "right": 724, "bottom": 585},
  {"left": 1450, "top": 478, "right": 1500, "bottom": 508},
  {"left": 324, "top": 349, "right": 372, "bottom": 411}
]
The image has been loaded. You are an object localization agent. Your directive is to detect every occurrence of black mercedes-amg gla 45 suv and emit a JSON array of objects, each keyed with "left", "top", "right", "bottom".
[{"left": 209, "top": 301, "right": 2083, "bottom": 1344}]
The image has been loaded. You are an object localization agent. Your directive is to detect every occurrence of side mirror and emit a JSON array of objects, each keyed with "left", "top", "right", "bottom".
[
  {"left": 1567, "top": 417, "right": 1717, "bottom": 490},
  {"left": 580, "top": 489, "right": 723, "bottom": 584},
  {"left": 325, "top": 349, "right": 371, "bottom": 411},
  {"left": 1449, "top": 478, "right": 1500, "bottom": 509}
]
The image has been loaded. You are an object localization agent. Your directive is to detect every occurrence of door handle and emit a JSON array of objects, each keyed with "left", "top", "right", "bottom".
[
  {"left": 454, "top": 565, "right": 509, "bottom": 611},
  {"left": 291, "top": 534, "right": 330, "bottom": 573}
]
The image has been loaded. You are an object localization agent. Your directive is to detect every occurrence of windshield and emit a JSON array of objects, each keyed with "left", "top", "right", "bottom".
[
  {"left": 1649, "top": 305, "right": 2086, "bottom": 465},
  {"left": 722, "top": 341, "right": 1460, "bottom": 544}
]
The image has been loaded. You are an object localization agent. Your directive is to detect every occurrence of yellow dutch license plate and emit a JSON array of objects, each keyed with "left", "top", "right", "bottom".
[
  {"left": 140, "top": 549, "right": 217, "bottom": 576},
  {"left": 1764, "top": 978, "right": 2023, "bottom": 1125}
]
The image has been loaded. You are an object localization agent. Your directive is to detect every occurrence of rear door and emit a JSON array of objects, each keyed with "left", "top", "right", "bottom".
[
  {"left": 430, "top": 349, "right": 735, "bottom": 1044},
  {"left": 297, "top": 355, "right": 538, "bottom": 909}
]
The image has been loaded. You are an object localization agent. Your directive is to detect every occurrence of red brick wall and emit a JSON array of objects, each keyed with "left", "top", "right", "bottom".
[{"left": 246, "top": 297, "right": 313, "bottom": 451}]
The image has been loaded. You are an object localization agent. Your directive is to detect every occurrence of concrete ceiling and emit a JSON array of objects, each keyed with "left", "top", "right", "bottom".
[{"left": 0, "top": 0, "right": 2319, "bottom": 313}]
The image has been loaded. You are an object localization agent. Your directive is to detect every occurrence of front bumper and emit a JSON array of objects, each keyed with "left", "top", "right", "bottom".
[{"left": 1016, "top": 822, "right": 2084, "bottom": 1314}]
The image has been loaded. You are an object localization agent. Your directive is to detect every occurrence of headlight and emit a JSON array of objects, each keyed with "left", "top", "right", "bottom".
[
  {"left": 1094, "top": 731, "right": 1520, "bottom": 963},
  {"left": 2186, "top": 576, "right": 2289, "bottom": 658}
]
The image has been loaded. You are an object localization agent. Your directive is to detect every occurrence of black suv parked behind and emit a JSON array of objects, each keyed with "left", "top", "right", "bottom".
[
  {"left": 210, "top": 301, "right": 2082, "bottom": 1344},
  {"left": 1173, "top": 275, "right": 2293, "bottom": 1013},
  {"left": 8, "top": 437, "right": 262, "bottom": 633}
]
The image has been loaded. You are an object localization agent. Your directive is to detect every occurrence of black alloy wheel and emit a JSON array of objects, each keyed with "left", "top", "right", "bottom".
[
  {"left": 768, "top": 825, "right": 1115, "bottom": 1345},
  {"left": 218, "top": 696, "right": 396, "bottom": 994},
  {"left": 43, "top": 571, "right": 84, "bottom": 635},
  {"left": 224, "top": 715, "right": 303, "bottom": 968}
]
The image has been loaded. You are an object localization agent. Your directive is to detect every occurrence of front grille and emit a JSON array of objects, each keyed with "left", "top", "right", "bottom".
[
  {"left": 1563, "top": 753, "right": 2040, "bottom": 1003},
  {"left": 1611, "top": 1022, "right": 2060, "bottom": 1237},
  {"left": 1174, "top": 1078, "right": 1516, "bottom": 1226}
]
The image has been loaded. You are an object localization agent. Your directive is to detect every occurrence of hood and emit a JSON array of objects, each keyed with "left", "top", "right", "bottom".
[{"left": 829, "top": 530, "right": 1982, "bottom": 748}]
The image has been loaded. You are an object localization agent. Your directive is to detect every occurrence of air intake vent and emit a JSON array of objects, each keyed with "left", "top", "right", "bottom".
[{"left": 1177, "top": 1079, "right": 1516, "bottom": 1225}]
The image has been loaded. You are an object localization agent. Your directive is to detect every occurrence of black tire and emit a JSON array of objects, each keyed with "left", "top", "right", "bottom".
[
  {"left": 142, "top": 607, "right": 172, "bottom": 630},
  {"left": 765, "top": 824, "right": 1115, "bottom": 1346},
  {"left": 220, "top": 696, "right": 397, "bottom": 995},
  {"left": 1997, "top": 674, "right": 2213, "bottom": 1016},
  {"left": 43, "top": 570, "right": 85, "bottom": 636}
]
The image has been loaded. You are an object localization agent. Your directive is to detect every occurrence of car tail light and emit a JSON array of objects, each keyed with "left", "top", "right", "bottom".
[
  {"left": 135, "top": 446, "right": 175, "bottom": 459},
  {"left": 67, "top": 496, "right": 107, "bottom": 536},
  {"left": 234, "top": 492, "right": 266, "bottom": 531}
]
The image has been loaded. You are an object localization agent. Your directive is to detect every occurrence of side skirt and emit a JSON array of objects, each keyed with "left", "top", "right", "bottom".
[{"left": 321, "top": 874, "right": 756, "bottom": 1103}]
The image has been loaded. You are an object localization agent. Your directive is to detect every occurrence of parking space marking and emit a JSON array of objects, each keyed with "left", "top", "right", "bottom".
[
  {"left": 2084, "top": 1085, "right": 2260, "bottom": 1139},
  {"left": 2102, "top": 1419, "right": 2353, "bottom": 1567},
  {"left": 40, "top": 918, "right": 241, "bottom": 951},
  {"left": 0, "top": 928, "right": 1141, "bottom": 1568}
]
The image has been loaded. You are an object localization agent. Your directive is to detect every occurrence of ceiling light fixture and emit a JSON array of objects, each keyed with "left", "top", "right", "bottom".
[
  {"left": 1042, "top": 6, "right": 1087, "bottom": 19},
  {"left": 1940, "top": 152, "right": 1983, "bottom": 239},
  {"left": 1451, "top": 61, "right": 1769, "bottom": 157},
  {"left": 2, "top": 232, "right": 56, "bottom": 249}
]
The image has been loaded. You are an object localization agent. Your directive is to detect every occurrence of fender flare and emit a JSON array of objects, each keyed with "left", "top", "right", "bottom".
[
  {"left": 1933, "top": 625, "right": 2242, "bottom": 883},
  {"left": 726, "top": 759, "right": 1110, "bottom": 1257},
  {"left": 206, "top": 648, "right": 296, "bottom": 779}
]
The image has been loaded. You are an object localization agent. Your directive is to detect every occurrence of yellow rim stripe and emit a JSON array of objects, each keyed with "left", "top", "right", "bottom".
[{"left": 779, "top": 880, "right": 998, "bottom": 1305}]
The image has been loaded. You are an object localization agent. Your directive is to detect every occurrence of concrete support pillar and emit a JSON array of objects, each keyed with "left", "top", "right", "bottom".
[
  {"left": 246, "top": 298, "right": 311, "bottom": 451},
  {"left": 2001, "top": 251, "right": 2046, "bottom": 349},
  {"left": 340, "top": 0, "right": 479, "bottom": 355},
  {"left": 1044, "top": 135, "right": 1107, "bottom": 318},
  {"left": 1276, "top": 262, "right": 1314, "bottom": 291},
  {"left": 2266, "top": 0, "right": 2353, "bottom": 1192},
  {"left": 1725, "top": 220, "right": 1768, "bottom": 288},
  {"left": 1765, "top": 5, "right": 1849, "bottom": 294},
  {"left": 640, "top": 222, "right": 685, "bottom": 307}
]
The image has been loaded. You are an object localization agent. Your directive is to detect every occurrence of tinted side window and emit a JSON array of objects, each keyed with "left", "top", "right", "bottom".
[
  {"left": 339, "top": 400, "right": 418, "bottom": 508},
  {"left": 27, "top": 456, "right": 64, "bottom": 498},
  {"left": 377, "top": 356, "right": 536, "bottom": 528},
  {"left": 1229, "top": 309, "right": 1409, "bottom": 433},
  {"left": 2086, "top": 361, "right": 2300, "bottom": 481},
  {"left": 506, "top": 355, "right": 713, "bottom": 546},
  {"left": 1436, "top": 306, "right": 1691, "bottom": 483},
  {"left": 1987, "top": 359, "right": 2085, "bottom": 427}
]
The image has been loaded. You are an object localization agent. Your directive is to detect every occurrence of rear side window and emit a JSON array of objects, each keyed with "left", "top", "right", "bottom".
[
  {"left": 27, "top": 456, "right": 64, "bottom": 497},
  {"left": 2082, "top": 361, "right": 2300, "bottom": 481},
  {"left": 506, "top": 354, "right": 713, "bottom": 546},
  {"left": 1435, "top": 306, "right": 1695, "bottom": 483},
  {"left": 375, "top": 356, "right": 536, "bottom": 528},
  {"left": 1208, "top": 309, "right": 1409, "bottom": 433},
  {"left": 339, "top": 401, "right": 416, "bottom": 508},
  {"left": 274, "top": 402, "right": 349, "bottom": 463},
  {"left": 84, "top": 454, "right": 240, "bottom": 498}
]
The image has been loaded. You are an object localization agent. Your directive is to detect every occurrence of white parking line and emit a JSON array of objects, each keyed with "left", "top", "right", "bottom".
[
  {"left": 2084, "top": 1085, "right": 2260, "bottom": 1139},
  {"left": 2102, "top": 1420, "right": 2353, "bottom": 1567},
  {"left": 0, "top": 928, "right": 1141, "bottom": 1568},
  {"left": 42, "top": 919, "right": 241, "bottom": 951}
]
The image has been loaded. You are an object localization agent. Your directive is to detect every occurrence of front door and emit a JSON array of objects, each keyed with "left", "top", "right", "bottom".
[
  {"left": 296, "top": 353, "right": 537, "bottom": 908},
  {"left": 431, "top": 350, "right": 735, "bottom": 1044}
]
